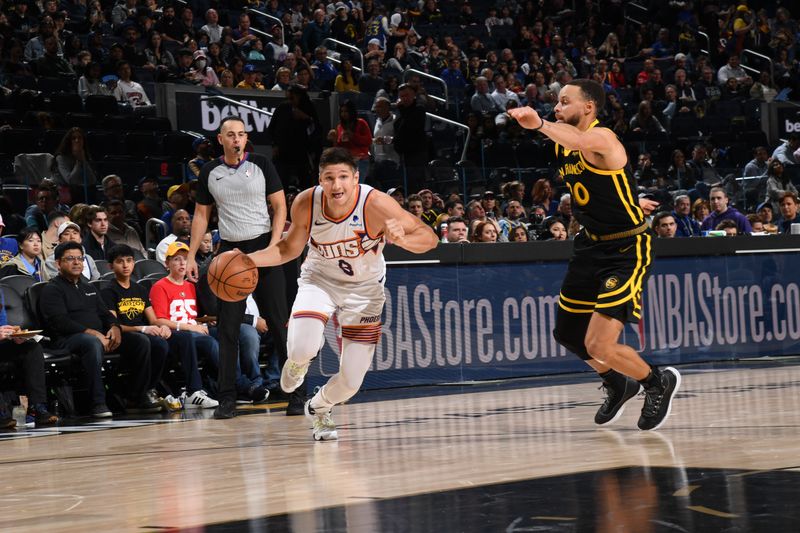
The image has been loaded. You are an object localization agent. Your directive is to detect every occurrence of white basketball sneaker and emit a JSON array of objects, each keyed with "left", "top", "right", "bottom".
[
  {"left": 281, "top": 360, "right": 309, "bottom": 393},
  {"left": 304, "top": 400, "right": 338, "bottom": 441},
  {"left": 183, "top": 390, "right": 219, "bottom": 409}
]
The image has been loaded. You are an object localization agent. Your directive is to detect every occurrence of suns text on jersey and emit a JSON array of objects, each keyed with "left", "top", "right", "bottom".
[{"left": 311, "top": 231, "right": 383, "bottom": 260}]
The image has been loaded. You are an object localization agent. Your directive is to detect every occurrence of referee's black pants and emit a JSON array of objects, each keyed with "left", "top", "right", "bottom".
[{"left": 217, "top": 233, "right": 291, "bottom": 402}]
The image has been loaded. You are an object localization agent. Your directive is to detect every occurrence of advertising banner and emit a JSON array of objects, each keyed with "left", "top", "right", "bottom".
[
  {"left": 306, "top": 253, "right": 800, "bottom": 390},
  {"left": 776, "top": 106, "right": 800, "bottom": 137},
  {"left": 173, "top": 91, "right": 282, "bottom": 145}
]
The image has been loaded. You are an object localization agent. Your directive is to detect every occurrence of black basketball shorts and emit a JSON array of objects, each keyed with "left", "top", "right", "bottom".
[{"left": 557, "top": 229, "right": 654, "bottom": 324}]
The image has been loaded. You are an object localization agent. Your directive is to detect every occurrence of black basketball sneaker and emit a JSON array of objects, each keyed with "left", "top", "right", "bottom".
[
  {"left": 595, "top": 370, "right": 642, "bottom": 425},
  {"left": 638, "top": 367, "right": 681, "bottom": 431}
]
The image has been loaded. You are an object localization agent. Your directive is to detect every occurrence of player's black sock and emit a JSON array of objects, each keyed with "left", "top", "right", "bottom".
[
  {"left": 638, "top": 367, "right": 661, "bottom": 388},
  {"left": 599, "top": 369, "right": 627, "bottom": 389}
]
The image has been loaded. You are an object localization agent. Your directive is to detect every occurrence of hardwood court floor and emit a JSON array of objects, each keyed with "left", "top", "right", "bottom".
[{"left": 1, "top": 358, "right": 800, "bottom": 532}]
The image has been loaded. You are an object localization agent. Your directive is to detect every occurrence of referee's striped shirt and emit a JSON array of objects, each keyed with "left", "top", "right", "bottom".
[{"left": 196, "top": 152, "right": 284, "bottom": 242}]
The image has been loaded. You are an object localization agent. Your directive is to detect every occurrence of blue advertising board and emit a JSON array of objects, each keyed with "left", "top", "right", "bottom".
[{"left": 306, "top": 252, "right": 800, "bottom": 390}]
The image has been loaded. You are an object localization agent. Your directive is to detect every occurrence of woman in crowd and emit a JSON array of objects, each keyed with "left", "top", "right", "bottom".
[
  {"left": 188, "top": 50, "right": 219, "bottom": 87},
  {"left": 667, "top": 149, "right": 690, "bottom": 189},
  {"left": 509, "top": 225, "right": 529, "bottom": 242},
  {"left": 228, "top": 57, "right": 245, "bottom": 86},
  {"left": 334, "top": 58, "right": 360, "bottom": 92},
  {"left": 629, "top": 101, "right": 667, "bottom": 134},
  {"left": 531, "top": 178, "right": 559, "bottom": 215},
  {"left": 271, "top": 67, "right": 292, "bottom": 91},
  {"left": 219, "top": 28, "right": 239, "bottom": 65},
  {"left": 0, "top": 226, "right": 49, "bottom": 281},
  {"left": 540, "top": 217, "right": 568, "bottom": 241},
  {"left": 692, "top": 199, "right": 710, "bottom": 226},
  {"left": 327, "top": 99, "right": 372, "bottom": 179},
  {"left": 143, "top": 31, "right": 176, "bottom": 75},
  {"left": 764, "top": 159, "right": 798, "bottom": 213},
  {"left": 471, "top": 220, "right": 499, "bottom": 243},
  {"left": 206, "top": 42, "right": 226, "bottom": 74},
  {"left": 54, "top": 128, "right": 96, "bottom": 204},
  {"left": 607, "top": 60, "right": 626, "bottom": 89},
  {"left": 219, "top": 69, "right": 235, "bottom": 88},
  {"left": 247, "top": 38, "right": 267, "bottom": 62},
  {"left": 77, "top": 61, "right": 111, "bottom": 98},
  {"left": 385, "top": 41, "right": 410, "bottom": 72},
  {"left": 597, "top": 32, "right": 622, "bottom": 61},
  {"left": 750, "top": 70, "right": 777, "bottom": 101},
  {"left": 480, "top": 192, "right": 501, "bottom": 220},
  {"left": 531, "top": 71, "right": 548, "bottom": 101}
]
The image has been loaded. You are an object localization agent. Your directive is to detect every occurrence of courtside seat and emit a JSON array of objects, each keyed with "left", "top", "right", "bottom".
[{"left": 133, "top": 259, "right": 167, "bottom": 281}]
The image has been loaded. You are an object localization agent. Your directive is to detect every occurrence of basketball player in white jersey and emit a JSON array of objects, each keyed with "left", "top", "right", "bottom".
[{"left": 249, "top": 147, "right": 438, "bottom": 440}]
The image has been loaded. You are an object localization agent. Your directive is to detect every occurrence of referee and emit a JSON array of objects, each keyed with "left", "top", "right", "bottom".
[{"left": 187, "top": 116, "right": 299, "bottom": 419}]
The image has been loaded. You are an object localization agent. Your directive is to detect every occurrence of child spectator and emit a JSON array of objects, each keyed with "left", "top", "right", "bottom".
[{"left": 149, "top": 241, "right": 219, "bottom": 409}]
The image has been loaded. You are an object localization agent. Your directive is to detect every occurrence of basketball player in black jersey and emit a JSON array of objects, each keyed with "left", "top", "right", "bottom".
[{"left": 509, "top": 80, "right": 681, "bottom": 431}]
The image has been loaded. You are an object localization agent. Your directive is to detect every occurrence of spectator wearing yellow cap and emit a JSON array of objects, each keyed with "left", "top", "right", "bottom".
[
  {"left": 161, "top": 183, "right": 191, "bottom": 229},
  {"left": 149, "top": 240, "right": 220, "bottom": 410}
]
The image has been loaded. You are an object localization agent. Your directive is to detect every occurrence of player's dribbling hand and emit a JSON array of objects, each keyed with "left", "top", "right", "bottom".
[
  {"left": 638, "top": 198, "right": 660, "bottom": 215},
  {"left": 385, "top": 218, "right": 406, "bottom": 244},
  {"left": 507, "top": 107, "right": 544, "bottom": 130}
]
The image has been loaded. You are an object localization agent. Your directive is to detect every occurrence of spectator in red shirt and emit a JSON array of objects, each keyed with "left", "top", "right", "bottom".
[
  {"left": 327, "top": 99, "right": 372, "bottom": 180},
  {"left": 150, "top": 241, "right": 219, "bottom": 409},
  {"left": 636, "top": 58, "right": 655, "bottom": 87}
]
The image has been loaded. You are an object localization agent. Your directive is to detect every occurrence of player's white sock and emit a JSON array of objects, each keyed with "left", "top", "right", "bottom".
[{"left": 311, "top": 340, "right": 375, "bottom": 411}]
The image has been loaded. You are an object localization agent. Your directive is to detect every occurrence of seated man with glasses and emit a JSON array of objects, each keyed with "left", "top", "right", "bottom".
[
  {"left": 24, "top": 182, "right": 60, "bottom": 234},
  {"left": 39, "top": 242, "right": 153, "bottom": 418}
]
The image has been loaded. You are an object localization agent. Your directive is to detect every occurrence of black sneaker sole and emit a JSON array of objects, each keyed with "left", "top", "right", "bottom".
[
  {"left": 595, "top": 380, "right": 642, "bottom": 426},
  {"left": 638, "top": 367, "right": 682, "bottom": 431}
]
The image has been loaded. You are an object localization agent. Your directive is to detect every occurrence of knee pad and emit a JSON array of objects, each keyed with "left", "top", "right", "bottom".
[{"left": 553, "top": 311, "right": 592, "bottom": 361}]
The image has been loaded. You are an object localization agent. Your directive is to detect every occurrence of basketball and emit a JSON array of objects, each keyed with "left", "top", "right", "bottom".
[{"left": 207, "top": 250, "right": 259, "bottom": 302}]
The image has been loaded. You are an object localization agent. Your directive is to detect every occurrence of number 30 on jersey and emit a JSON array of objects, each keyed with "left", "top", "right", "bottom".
[{"left": 566, "top": 181, "right": 590, "bottom": 207}]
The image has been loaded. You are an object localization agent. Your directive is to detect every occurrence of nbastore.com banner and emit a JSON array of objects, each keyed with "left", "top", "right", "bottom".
[{"left": 306, "top": 252, "right": 800, "bottom": 390}]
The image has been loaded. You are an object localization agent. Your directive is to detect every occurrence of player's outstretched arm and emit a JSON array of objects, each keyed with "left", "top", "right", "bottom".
[
  {"left": 249, "top": 189, "right": 313, "bottom": 267},
  {"left": 507, "top": 107, "right": 626, "bottom": 169},
  {"left": 366, "top": 191, "right": 439, "bottom": 253}
]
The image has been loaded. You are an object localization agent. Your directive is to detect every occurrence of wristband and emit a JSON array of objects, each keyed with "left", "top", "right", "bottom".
[
  {"left": 140, "top": 326, "right": 147, "bottom": 333},
  {"left": 177, "top": 323, "right": 180, "bottom": 331},
  {"left": 532, "top": 116, "right": 545, "bottom": 131}
]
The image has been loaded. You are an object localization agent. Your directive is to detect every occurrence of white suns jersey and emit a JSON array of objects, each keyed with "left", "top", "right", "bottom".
[{"left": 301, "top": 184, "right": 386, "bottom": 284}]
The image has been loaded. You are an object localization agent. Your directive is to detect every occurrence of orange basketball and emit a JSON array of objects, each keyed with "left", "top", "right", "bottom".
[{"left": 207, "top": 250, "right": 259, "bottom": 302}]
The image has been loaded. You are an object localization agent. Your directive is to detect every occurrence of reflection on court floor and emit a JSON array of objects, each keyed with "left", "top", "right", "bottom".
[{"left": 0, "top": 359, "right": 799, "bottom": 532}]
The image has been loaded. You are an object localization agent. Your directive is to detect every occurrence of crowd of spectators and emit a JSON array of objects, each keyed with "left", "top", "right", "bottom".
[{"left": 2, "top": 0, "right": 800, "bottom": 422}]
